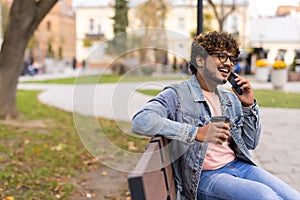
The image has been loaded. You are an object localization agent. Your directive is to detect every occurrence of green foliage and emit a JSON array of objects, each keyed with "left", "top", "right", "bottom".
[
  {"left": 111, "top": 62, "right": 129, "bottom": 75},
  {"left": 108, "top": 0, "right": 129, "bottom": 56},
  {"left": 172, "top": 56, "right": 177, "bottom": 71},
  {"left": 47, "top": 42, "right": 54, "bottom": 58},
  {"left": 107, "top": 33, "right": 128, "bottom": 55},
  {"left": 58, "top": 46, "right": 63, "bottom": 60},
  {"left": 112, "top": 0, "right": 129, "bottom": 35},
  {"left": 82, "top": 37, "right": 93, "bottom": 47},
  {"left": 291, "top": 57, "right": 296, "bottom": 71},
  {"left": 203, "top": 12, "right": 214, "bottom": 32},
  {"left": 190, "top": 7, "right": 218, "bottom": 37},
  {"left": 140, "top": 65, "right": 155, "bottom": 76},
  {"left": 27, "top": 36, "right": 36, "bottom": 49}
]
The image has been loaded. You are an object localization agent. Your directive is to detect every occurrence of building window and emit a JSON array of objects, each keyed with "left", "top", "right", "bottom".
[
  {"left": 98, "top": 24, "right": 102, "bottom": 34},
  {"left": 89, "top": 19, "right": 94, "bottom": 32},
  {"left": 178, "top": 17, "right": 185, "bottom": 29},
  {"left": 47, "top": 21, "right": 51, "bottom": 31}
]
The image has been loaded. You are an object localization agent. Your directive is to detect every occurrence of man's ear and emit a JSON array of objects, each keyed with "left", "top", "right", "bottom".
[{"left": 196, "top": 56, "right": 204, "bottom": 68}]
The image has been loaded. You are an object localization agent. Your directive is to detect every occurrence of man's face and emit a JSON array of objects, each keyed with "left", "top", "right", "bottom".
[{"left": 203, "top": 51, "right": 236, "bottom": 85}]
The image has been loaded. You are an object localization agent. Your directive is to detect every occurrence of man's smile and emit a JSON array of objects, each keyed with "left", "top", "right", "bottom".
[{"left": 217, "top": 66, "right": 230, "bottom": 77}]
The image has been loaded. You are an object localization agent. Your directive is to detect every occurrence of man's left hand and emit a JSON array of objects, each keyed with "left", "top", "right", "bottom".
[{"left": 232, "top": 74, "right": 254, "bottom": 107}]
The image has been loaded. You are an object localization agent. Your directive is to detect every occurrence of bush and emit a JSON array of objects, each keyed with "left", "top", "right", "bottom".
[
  {"left": 111, "top": 62, "right": 129, "bottom": 75},
  {"left": 141, "top": 65, "right": 155, "bottom": 76}
]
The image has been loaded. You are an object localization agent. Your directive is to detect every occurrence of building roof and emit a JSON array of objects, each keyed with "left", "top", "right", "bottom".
[
  {"left": 276, "top": 4, "right": 300, "bottom": 16},
  {"left": 250, "top": 15, "right": 300, "bottom": 43}
]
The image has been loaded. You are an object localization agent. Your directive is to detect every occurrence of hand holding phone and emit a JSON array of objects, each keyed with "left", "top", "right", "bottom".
[{"left": 228, "top": 72, "right": 243, "bottom": 95}]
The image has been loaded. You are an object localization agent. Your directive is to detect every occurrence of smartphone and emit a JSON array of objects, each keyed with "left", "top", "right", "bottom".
[{"left": 228, "top": 72, "right": 243, "bottom": 95}]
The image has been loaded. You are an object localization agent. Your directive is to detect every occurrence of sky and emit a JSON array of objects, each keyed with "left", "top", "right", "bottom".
[{"left": 249, "top": 0, "right": 300, "bottom": 17}]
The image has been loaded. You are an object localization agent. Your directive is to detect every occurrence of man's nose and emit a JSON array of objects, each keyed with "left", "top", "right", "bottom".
[{"left": 224, "top": 58, "right": 232, "bottom": 66}]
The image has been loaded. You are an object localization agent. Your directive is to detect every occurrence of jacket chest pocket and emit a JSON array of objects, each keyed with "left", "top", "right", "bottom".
[
  {"left": 177, "top": 100, "right": 209, "bottom": 126},
  {"left": 181, "top": 113, "right": 208, "bottom": 127}
]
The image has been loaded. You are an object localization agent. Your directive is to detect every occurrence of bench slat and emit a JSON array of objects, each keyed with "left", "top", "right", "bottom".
[{"left": 128, "top": 136, "right": 176, "bottom": 200}]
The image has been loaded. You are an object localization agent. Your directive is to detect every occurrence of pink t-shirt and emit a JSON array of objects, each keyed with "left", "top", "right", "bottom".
[{"left": 201, "top": 90, "right": 235, "bottom": 171}]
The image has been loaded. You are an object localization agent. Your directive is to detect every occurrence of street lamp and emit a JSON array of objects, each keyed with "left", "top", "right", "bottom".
[{"left": 197, "top": 0, "right": 203, "bottom": 35}]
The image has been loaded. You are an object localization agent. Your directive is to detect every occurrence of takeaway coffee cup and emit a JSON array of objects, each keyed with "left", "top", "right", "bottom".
[
  {"left": 210, "top": 116, "right": 230, "bottom": 144},
  {"left": 210, "top": 116, "right": 230, "bottom": 123}
]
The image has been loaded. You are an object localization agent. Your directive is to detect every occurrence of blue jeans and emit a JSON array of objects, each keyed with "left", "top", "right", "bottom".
[{"left": 198, "top": 159, "right": 300, "bottom": 200}]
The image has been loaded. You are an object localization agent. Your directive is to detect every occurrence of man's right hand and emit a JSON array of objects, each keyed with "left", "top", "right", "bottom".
[{"left": 195, "top": 122, "right": 231, "bottom": 145}]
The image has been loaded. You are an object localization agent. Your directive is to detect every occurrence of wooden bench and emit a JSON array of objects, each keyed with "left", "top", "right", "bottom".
[{"left": 128, "top": 136, "right": 176, "bottom": 200}]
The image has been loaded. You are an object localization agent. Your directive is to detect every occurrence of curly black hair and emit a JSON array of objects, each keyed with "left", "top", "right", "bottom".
[{"left": 190, "top": 31, "right": 240, "bottom": 74}]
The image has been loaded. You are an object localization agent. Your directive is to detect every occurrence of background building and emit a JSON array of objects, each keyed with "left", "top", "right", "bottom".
[
  {"left": 0, "top": 0, "right": 76, "bottom": 66},
  {"left": 250, "top": 2, "right": 300, "bottom": 67},
  {"left": 31, "top": 0, "right": 76, "bottom": 64},
  {"left": 75, "top": 0, "right": 114, "bottom": 66},
  {"left": 74, "top": 0, "right": 249, "bottom": 65}
]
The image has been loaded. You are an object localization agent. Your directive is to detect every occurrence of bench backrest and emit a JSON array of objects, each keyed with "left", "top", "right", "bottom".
[{"left": 128, "top": 136, "right": 176, "bottom": 200}]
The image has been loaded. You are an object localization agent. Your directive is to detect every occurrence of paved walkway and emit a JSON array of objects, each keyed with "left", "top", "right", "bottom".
[{"left": 18, "top": 70, "right": 300, "bottom": 192}]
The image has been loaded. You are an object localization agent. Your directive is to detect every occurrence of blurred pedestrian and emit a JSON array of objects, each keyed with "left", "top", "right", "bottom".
[
  {"left": 82, "top": 59, "right": 86, "bottom": 69},
  {"left": 72, "top": 57, "right": 77, "bottom": 70}
]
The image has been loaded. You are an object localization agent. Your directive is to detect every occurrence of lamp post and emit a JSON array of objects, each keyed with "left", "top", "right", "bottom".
[{"left": 197, "top": 0, "right": 203, "bottom": 35}]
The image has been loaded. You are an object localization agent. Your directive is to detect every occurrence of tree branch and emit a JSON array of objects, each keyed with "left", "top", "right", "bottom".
[
  {"left": 8, "top": 0, "right": 58, "bottom": 40},
  {"left": 222, "top": 0, "right": 236, "bottom": 20},
  {"left": 206, "top": 0, "right": 236, "bottom": 31},
  {"left": 29, "top": 0, "right": 59, "bottom": 35},
  {"left": 207, "top": 0, "right": 220, "bottom": 21}
]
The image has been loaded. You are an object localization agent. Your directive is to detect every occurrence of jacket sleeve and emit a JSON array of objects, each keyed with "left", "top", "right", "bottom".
[
  {"left": 242, "top": 100, "right": 261, "bottom": 150},
  {"left": 132, "top": 88, "right": 197, "bottom": 143}
]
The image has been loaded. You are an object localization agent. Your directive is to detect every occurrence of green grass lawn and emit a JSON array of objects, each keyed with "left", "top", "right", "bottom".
[
  {"left": 22, "top": 74, "right": 300, "bottom": 109},
  {"left": 0, "top": 90, "right": 148, "bottom": 199},
  {"left": 254, "top": 90, "right": 300, "bottom": 108},
  {"left": 22, "top": 74, "right": 188, "bottom": 84},
  {"left": 137, "top": 89, "right": 300, "bottom": 109}
]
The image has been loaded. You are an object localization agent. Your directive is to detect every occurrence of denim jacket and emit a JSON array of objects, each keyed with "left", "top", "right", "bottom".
[{"left": 132, "top": 75, "right": 261, "bottom": 200}]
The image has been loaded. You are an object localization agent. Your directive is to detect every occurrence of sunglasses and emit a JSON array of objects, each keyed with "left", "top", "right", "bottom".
[{"left": 209, "top": 52, "right": 238, "bottom": 65}]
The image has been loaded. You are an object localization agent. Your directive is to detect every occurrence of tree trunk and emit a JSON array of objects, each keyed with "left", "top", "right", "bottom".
[{"left": 0, "top": 0, "right": 58, "bottom": 119}]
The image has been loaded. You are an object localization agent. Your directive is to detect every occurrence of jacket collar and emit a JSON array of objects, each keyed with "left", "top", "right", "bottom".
[
  {"left": 186, "top": 75, "right": 231, "bottom": 106},
  {"left": 186, "top": 75, "right": 206, "bottom": 102}
]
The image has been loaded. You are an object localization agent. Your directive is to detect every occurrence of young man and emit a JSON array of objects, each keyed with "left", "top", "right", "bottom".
[{"left": 132, "top": 31, "right": 300, "bottom": 200}]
